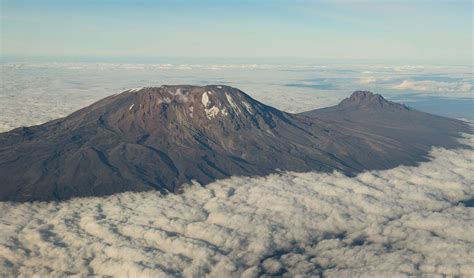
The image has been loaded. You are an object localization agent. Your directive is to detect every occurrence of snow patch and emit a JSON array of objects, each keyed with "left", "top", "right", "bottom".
[
  {"left": 129, "top": 104, "right": 135, "bottom": 111},
  {"left": 205, "top": 106, "right": 220, "bottom": 120},
  {"left": 221, "top": 107, "right": 228, "bottom": 116},
  {"left": 226, "top": 93, "right": 240, "bottom": 113},
  {"left": 172, "top": 88, "right": 189, "bottom": 102},
  {"left": 129, "top": 87, "right": 143, "bottom": 92},
  {"left": 242, "top": 101, "right": 253, "bottom": 113},
  {"left": 202, "top": 92, "right": 210, "bottom": 108},
  {"left": 156, "top": 97, "right": 171, "bottom": 105}
]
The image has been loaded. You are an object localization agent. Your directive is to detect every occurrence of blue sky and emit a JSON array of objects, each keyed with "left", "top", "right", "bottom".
[{"left": 1, "top": 0, "right": 472, "bottom": 64}]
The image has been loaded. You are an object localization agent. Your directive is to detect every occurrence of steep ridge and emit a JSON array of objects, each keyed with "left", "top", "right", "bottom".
[{"left": 0, "top": 86, "right": 470, "bottom": 201}]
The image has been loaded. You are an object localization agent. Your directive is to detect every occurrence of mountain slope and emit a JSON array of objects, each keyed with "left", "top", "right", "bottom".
[
  {"left": 0, "top": 86, "right": 470, "bottom": 201},
  {"left": 299, "top": 90, "right": 469, "bottom": 152}
]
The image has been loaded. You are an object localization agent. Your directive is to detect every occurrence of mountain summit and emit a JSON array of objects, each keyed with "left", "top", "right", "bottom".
[
  {"left": 64, "top": 85, "right": 289, "bottom": 137},
  {"left": 339, "top": 90, "right": 409, "bottom": 110},
  {"left": 0, "top": 85, "right": 470, "bottom": 201}
]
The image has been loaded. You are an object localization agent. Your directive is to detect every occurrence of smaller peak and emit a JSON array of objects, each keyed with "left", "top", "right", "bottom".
[
  {"left": 339, "top": 90, "right": 409, "bottom": 111},
  {"left": 349, "top": 90, "right": 383, "bottom": 101},
  {"left": 352, "top": 90, "right": 375, "bottom": 96}
]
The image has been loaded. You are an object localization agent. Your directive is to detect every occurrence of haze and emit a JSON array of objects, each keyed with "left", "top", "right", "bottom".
[{"left": 1, "top": 0, "right": 472, "bottom": 64}]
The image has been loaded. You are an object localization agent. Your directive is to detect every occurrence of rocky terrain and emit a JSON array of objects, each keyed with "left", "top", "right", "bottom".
[{"left": 0, "top": 85, "right": 470, "bottom": 201}]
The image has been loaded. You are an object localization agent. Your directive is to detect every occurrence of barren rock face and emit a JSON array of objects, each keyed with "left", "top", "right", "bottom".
[
  {"left": 0, "top": 85, "right": 470, "bottom": 202},
  {"left": 339, "top": 90, "right": 409, "bottom": 110}
]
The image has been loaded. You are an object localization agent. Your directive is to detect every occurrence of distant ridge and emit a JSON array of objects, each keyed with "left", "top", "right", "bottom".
[{"left": 0, "top": 85, "right": 470, "bottom": 202}]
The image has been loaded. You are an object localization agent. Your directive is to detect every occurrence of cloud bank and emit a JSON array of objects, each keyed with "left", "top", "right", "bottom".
[
  {"left": 1, "top": 134, "right": 473, "bottom": 277},
  {"left": 1, "top": 63, "right": 472, "bottom": 132},
  {"left": 391, "top": 80, "right": 472, "bottom": 93}
]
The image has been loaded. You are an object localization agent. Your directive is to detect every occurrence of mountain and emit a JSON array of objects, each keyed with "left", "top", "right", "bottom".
[
  {"left": 300, "top": 90, "right": 469, "bottom": 150},
  {"left": 0, "top": 86, "right": 470, "bottom": 202}
]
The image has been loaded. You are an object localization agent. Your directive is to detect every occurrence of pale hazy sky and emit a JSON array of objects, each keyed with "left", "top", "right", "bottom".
[{"left": 1, "top": 0, "right": 472, "bottom": 64}]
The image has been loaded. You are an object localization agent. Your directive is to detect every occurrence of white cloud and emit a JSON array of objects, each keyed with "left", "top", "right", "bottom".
[
  {"left": 391, "top": 80, "right": 472, "bottom": 93},
  {"left": 1, "top": 134, "right": 473, "bottom": 277},
  {"left": 0, "top": 63, "right": 345, "bottom": 132},
  {"left": 1, "top": 63, "right": 472, "bottom": 132},
  {"left": 358, "top": 76, "right": 377, "bottom": 84}
]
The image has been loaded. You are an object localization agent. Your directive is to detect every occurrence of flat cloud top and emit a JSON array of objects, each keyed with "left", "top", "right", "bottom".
[
  {"left": 0, "top": 134, "right": 473, "bottom": 277},
  {"left": 1, "top": 63, "right": 472, "bottom": 132}
]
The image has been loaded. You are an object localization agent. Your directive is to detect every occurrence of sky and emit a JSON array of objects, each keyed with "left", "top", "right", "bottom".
[{"left": 1, "top": 0, "right": 472, "bottom": 64}]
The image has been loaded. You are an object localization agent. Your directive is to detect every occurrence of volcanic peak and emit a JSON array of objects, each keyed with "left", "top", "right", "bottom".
[{"left": 339, "top": 90, "right": 409, "bottom": 110}]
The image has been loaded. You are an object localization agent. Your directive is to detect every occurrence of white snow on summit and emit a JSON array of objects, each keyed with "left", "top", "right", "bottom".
[
  {"left": 129, "top": 87, "right": 143, "bottom": 93},
  {"left": 204, "top": 106, "right": 220, "bottom": 119},
  {"left": 226, "top": 93, "right": 240, "bottom": 113},
  {"left": 201, "top": 92, "right": 210, "bottom": 107}
]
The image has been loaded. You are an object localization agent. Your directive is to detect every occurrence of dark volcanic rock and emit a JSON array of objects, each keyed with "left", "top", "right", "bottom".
[
  {"left": 339, "top": 90, "right": 409, "bottom": 110},
  {"left": 0, "top": 86, "right": 470, "bottom": 202},
  {"left": 300, "top": 90, "right": 470, "bottom": 153}
]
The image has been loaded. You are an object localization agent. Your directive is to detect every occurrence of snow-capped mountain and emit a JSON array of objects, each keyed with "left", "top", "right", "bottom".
[{"left": 0, "top": 86, "right": 470, "bottom": 201}]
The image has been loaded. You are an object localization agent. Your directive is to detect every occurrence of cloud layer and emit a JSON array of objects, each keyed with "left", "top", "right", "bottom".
[
  {"left": 391, "top": 79, "right": 472, "bottom": 93},
  {"left": 1, "top": 134, "right": 473, "bottom": 277},
  {"left": 1, "top": 62, "right": 472, "bottom": 132}
]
